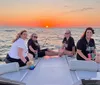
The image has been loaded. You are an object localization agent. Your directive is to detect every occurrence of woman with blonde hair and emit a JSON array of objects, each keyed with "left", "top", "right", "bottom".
[
  {"left": 27, "top": 33, "right": 60, "bottom": 58},
  {"left": 60, "top": 30, "right": 76, "bottom": 57},
  {"left": 5, "top": 30, "right": 33, "bottom": 67}
]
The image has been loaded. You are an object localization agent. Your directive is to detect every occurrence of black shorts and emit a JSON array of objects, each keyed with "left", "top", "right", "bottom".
[
  {"left": 38, "top": 48, "right": 48, "bottom": 57},
  {"left": 5, "top": 54, "right": 29, "bottom": 67}
]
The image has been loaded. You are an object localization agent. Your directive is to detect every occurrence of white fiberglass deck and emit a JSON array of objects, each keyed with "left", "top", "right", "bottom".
[
  {"left": 1, "top": 56, "right": 100, "bottom": 85},
  {"left": 0, "top": 58, "right": 41, "bottom": 82},
  {"left": 23, "top": 56, "right": 73, "bottom": 85}
]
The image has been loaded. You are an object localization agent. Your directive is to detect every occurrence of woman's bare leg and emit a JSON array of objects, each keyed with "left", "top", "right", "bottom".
[
  {"left": 63, "top": 50, "right": 73, "bottom": 56},
  {"left": 46, "top": 49, "right": 66, "bottom": 57},
  {"left": 45, "top": 50, "right": 59, "bottom": 56}
]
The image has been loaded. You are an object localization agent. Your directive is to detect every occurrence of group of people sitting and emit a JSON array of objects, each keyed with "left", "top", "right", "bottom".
[{"left": 5, "top": 27, "right": 100, "bottom": 67}]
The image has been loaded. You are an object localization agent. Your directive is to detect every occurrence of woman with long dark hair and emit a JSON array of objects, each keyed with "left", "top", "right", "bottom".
[
  {"left": 5, "top": 30, "right": 33, "bottom": 67},
  {"left": 76, "top": 27, "right": 96, "bottom": 61}
]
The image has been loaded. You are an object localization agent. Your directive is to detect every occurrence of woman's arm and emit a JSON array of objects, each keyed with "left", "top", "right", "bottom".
[
  {"left": 93, "top": 49, "right": 96, "bottom": 54},
  {"left": 62, "top": 37, "right": 66, "bottom": 49},
  {"left": 62, "top": 43, "right": 65, "bottom": 49},
  {"left": 27, "top": 53, "right": 33, "bottom": 61},
  {"left": 29, "top": 45, "right": 37, "bottom": 53},
  {"left": 72, "top": 46, "right": 76, "bottom": 55},
  {"left": 77, "top": 49, "right": 91, "bottom": 61},
  {"left": 93, "top": 39, "right": 96, "bottom": 55},
  {"left": 18, "top": 48, "right": 27, "bottom": 63},
  {"left": 71, "top": 37, "right": 76, "bottom": 55}
]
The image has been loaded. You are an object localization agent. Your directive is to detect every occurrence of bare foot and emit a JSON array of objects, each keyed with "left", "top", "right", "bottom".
[{"left": 44, "top": 56, "right": 50, "bottom": 59}]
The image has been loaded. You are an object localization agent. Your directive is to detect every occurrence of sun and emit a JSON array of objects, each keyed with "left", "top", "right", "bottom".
[{"left": 45, "top": 25, "right": 49, "bottom": 28}]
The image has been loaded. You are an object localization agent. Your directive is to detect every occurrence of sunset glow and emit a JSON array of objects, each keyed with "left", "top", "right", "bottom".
[
  {"left": 0, "top": 0, "right": 100, "bottom": 28},
  {"left": 46, "top": 26, "right": 48, "bottom": 28}
]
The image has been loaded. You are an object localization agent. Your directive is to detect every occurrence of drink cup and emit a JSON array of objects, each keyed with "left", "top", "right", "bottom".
[{"left": 88, "top": 53, "right": 91, "bottom": 59}]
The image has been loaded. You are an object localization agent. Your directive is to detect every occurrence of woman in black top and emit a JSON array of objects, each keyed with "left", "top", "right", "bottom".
[
  {"left": 60, "top": 30, "right": 76, "bottom": 56},
  {"left": 28, "top": 33, "right": 59, "bottom": 58},
  {"left": 76, "top": 27, "right": 96, "bottom": 61}
]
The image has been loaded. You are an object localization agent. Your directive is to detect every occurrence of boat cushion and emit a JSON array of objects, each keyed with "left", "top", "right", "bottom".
[
  {"left": 0, "top": 63, "right": 19, "bottom": 75},
  {"left": 69, "top": 60, "right": 98, "bottom": 71},
  {"left": 0, "top": 77, "right": 25, "bottom": 85}
]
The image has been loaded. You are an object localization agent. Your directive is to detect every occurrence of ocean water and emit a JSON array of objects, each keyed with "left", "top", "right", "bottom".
[{"left": 0, "top": 27, "right": 100, "bottom": 58}]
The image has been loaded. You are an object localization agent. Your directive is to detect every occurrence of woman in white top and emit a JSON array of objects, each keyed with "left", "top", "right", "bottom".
[{"left": 5, "top": 30, "right": 32, "bottom": 67}]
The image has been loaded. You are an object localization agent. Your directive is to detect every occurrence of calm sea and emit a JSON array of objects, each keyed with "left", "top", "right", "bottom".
[{"left": 0, "top": 27, "right": 100, "bottom": 58}]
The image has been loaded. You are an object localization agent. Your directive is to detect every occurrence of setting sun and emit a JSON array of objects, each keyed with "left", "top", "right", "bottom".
[{"left": 46, "top": 25, "right": 48, "bottom": 28}]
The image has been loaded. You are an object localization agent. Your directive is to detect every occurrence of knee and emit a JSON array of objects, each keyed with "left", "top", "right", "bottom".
[{"left": 95, "top": 53, "right": 100, "bottom": 63}]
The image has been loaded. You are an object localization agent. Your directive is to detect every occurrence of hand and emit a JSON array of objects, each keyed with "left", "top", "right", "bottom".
[
  {"left": 85, "top": 58, "right": 91, "bottom": 61},
  {"left": 34, "top": 50, "right": 38, "bottom": 54},
  {"left": 68, "top": 52, "right": 74, "bottom": 56},
  {"left": 26, "top": 60, "right": 34, "bottom": 67}
]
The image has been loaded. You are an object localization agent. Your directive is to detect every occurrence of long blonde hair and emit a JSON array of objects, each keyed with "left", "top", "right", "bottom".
[{"left": 13, "top": 30, "right": 27, "bottom": 43}]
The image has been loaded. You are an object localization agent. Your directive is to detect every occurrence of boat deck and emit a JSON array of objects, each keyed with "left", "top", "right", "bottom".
[{"left": 0, "top": 56, "right": 100, "bottom": 85}]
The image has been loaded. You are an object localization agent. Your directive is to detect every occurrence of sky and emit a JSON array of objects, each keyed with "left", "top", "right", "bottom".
[{"left": 0, "top": 0, "right": 100, "bottom": 28}]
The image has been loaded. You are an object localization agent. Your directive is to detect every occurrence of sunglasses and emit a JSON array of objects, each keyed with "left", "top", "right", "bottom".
[
  {"left": 33, "top": 36, "right": 38, "bottom": 38},
  {"left": 65, "top": 33, "right": 70, "bottom": 34}
]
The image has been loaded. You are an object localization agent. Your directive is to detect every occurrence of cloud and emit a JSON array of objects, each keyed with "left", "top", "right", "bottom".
[
  {"left": 64, "top": 7, "right": 94, "bottom": 13},
  {"left": 64, "top": 5, "right": 68, "bottom": 8},
  {"left": 95, "top": 0, "right": 100, "bottom": 3},
  {"left": 79, "top": 7, "right": 94, "bottom": 11}
]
